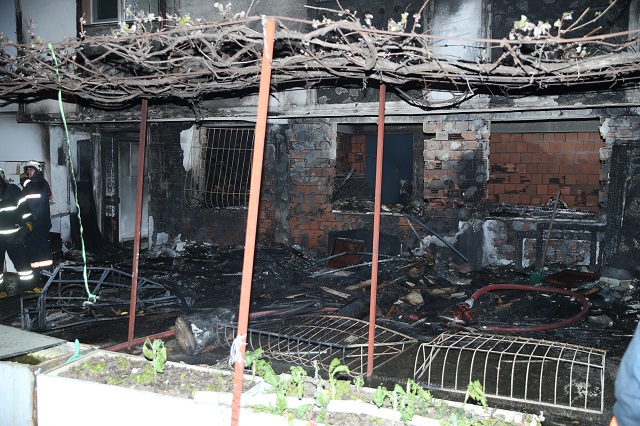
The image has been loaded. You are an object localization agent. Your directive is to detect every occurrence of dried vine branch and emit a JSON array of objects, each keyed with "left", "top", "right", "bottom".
[{"left": 0, "top": 9, "right": 638, "bottom": 108}]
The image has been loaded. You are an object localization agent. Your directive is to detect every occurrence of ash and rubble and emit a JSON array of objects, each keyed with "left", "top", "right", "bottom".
[
  {"left": 36, "top": 232, "right": 638, "bottom": 360},
  {"left": 1, "top": 234, "right": 637, "bottom": 425}
]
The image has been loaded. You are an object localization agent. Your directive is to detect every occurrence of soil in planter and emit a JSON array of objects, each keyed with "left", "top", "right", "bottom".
[{"left": 59, "top": 355, "right": 251, "bottom": 399}]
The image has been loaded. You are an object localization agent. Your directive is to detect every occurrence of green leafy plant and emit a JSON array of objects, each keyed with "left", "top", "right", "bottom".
[
  {"left": 106, "top": 375, "right": 128, "bottom": 385},
  {"left": 241, "top": 350, "right": 530, "bottom": 426},
  {"left": 133, "top": 364, "right": 156, "bottom": 384},
  {"left": 142, "top": 338, "right": 167, "bottom": 374},
  {"left": 245, "top": 348, "right": 280, "bottom": 389},
  {"left": 288, "top": 365, "right": 308, "bottom": 399},
  {"left": 371, "top": 378, "right": 433, "bottom": 423},
  {"left": 327, "top": 358, "right": 351, "bottom": 399},
  {"left": 352, "top": 375, "right": 365, "bottom": 393},
  {"left": 116, "top": 356, "right": 131, "bottom": 370},
  {"left": 372, "top": 385, "right": 389, "bottom": 408},
  {"left": 465, "top": 380, "right": 488, "bottom": 410},
  {"left": 245, "top": 349, "right": 287, "bottom": 414},
  {"left": 88, "top": 361, "right": 107, "bottom": 374}
]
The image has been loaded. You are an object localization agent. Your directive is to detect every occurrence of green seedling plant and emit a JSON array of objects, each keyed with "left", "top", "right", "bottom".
[
  {"left": 88, "top": 361, "right": 107, "bottom": 374},
  {"left": 132, "top": 364, "right": 156, "bottom": 384},
  {"left": 288, "top": 365, "right": 308, "bottom": 399},
  {"left": 142, "top": 337, "right": 167, "bottom": 375},
  {"left": 327, "top": 357, "right": 351, "bottom": 399},
  {"left": 465, "top": 380, "right": 488, "bottom": 410},
  {"left": 313, "top": 360, "right": 331, "bottom": 411},
  {"left": 372, "top": 379, "right": 433, "bottom": 423},
  {"left": 241, "top": 350, "right": 527, "bottom": 426},
  {"left": 116, "top": 356, "right": 131, "bottom": 370},
  {"left": 245, "top": 349, "right": 288, "bottom": 414}
]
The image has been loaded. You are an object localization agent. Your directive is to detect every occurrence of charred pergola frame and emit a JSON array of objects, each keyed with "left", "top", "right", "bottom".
[
  {"left": 1, "top": 6, "right": 639, "bottom": 107},
  {"left": 2, "top": 4, "right": 639, "bottom": 425}
]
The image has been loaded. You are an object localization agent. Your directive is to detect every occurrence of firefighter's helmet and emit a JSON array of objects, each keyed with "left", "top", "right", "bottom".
[{"left": 23, "top": 160, "right": 43, "bottom": 174}]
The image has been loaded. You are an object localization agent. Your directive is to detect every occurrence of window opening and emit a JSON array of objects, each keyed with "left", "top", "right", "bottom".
[
  {"left": 333, "top": 131, "right": 413, "bottom": 211},
  {"left": 184, "top": 127, "right": 255, "bottom": 209},
  {"left": 90, "top": 0, "right": 160, "bottom": 24}
]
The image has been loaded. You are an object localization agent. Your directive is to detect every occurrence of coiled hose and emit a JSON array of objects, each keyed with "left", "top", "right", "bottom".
[{"left": 462, "top": 283, "right": 590, "bottom": 333}]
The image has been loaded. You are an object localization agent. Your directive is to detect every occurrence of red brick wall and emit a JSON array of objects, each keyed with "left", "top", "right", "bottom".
[
  {"left": 488, "top": 132, "right": 604, "bottom": 211},
  {"left": 336, "top": 133, "right": 365, "bottom": 173}
]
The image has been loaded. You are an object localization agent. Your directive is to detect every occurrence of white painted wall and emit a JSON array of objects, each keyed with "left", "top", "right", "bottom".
[
  {"left": 0, "top": 115, "right": 44, "bottom": 180},
  {"left": 0, "top": 120, "right": 82, "bottom": 245},
  {"left": 18, "top": 0, "right": 76, "bottom": 43},
  {"left": 0, "top": 0, "right": 79, "bottom": 249}
]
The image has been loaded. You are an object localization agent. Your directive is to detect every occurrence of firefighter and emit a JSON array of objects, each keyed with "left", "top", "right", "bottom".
[
  {"left": 19, "top": 172, "right": 28, "bottom": 188},
  {"left": 22, "top": 161, "right": 53, "bottom": 276},
  {"left": 611, "top": 322, "right": 640, "bottom": 426},
  {"left": 0, "top": 168, "right": 35, "bottom": 297}
]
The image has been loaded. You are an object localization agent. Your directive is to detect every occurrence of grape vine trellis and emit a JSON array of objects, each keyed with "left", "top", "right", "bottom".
[{"left": 0, "top": 2, "right": 639, "bottom": 108}]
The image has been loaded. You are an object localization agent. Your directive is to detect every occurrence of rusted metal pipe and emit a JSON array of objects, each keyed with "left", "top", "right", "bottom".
[
  {"left": 106, "top": 330, "right": 175, "bottom": 352},
  {"left": 231, "top": 16, "right": 276, "bottom": 426},
  {"left": 367, "top": 83, "right": 386, "bottom": 379},
  {"left": 127, "top": 98, "right": 149, "bottom": 350}
]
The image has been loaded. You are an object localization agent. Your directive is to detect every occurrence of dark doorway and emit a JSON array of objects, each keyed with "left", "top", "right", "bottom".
[{"left": 365, "top": 133, "right": 413, "bottom": 205}]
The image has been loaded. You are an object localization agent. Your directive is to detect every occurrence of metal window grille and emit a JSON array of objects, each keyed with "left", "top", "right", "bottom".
[
  {"left": 184, "top": 127, "right": 254, "bottom": 209},
  {"left": 414, "top": 332, "right": 606, "bottom": 414}
]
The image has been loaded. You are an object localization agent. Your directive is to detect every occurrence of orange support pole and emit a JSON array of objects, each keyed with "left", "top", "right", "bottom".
[
  {"left": 367, "top": 83, "right": 386, "bottom": 379},
  {"left": 231, "top": 16, "right": 276, "bottom": 426},
  {"left": 127, "top": 97, "right": 148, "bottom": 350}
]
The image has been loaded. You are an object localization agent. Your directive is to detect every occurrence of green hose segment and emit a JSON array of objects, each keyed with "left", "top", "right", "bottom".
[{"left": 48, "top": 43, "right": 96, "bottom": 305}]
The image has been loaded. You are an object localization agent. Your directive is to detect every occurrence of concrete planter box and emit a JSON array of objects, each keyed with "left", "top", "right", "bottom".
[
  {"left": 37, "top": 350, "right": 542, "bottom": 426},
  {"left": 0, "top": 341, "right": 94, "bottom": 426},
  {"left": 36, "top": 350, "right": 307, "bottom": 426}
]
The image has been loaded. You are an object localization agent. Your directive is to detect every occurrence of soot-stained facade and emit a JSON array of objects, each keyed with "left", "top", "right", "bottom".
[{"left": 7, "top": 0, "right": 640, "bottom": 275}]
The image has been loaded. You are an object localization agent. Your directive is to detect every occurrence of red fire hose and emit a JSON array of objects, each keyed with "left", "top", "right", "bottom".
[{"left": 453, "top": 283, "right": 590, "bottom": 333}]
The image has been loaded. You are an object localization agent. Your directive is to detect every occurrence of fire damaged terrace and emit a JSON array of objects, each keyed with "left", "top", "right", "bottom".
[{"left": 2, "top": 0, "right": 640, "bottom": 425}]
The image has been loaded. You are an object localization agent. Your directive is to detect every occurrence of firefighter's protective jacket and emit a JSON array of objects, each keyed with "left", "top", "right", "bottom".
[
  {"left": 0, "top": 182, "right": 32, "bottom": 238},
  {"left": 21, "top": 173, "right": 50, "bottom": 232}
]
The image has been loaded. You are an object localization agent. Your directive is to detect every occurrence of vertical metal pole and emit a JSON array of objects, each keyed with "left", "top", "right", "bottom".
[
  {"left": 231, "top": 16, "right": 275, "bottom": 426},
  {"left": 367, "top": 83, "right": 386, "bottom": 379},
  {"left": 127, "top": 98, "right": 148, "bottom": 350}
]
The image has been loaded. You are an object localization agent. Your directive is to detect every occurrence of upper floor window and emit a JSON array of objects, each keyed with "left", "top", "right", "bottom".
[{"left": 84, "top": 0, "right": 161, "bottom": 25}]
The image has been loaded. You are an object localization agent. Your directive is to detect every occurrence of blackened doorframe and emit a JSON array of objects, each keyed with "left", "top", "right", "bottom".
[
  {"left": 101, "top": 131, "right": 142, "bottom": 244},
  {"left": 102, "top": 136, "right": 118, "bottom": 244}
]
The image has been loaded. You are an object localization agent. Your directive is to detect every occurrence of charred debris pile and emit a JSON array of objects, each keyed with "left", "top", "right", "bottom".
[{"left": 58, "top": 234, "right": 640, "bottom": 357}]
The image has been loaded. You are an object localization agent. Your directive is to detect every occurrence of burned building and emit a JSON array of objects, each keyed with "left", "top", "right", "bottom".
[
  {"left": 1, "top": 0, "right": 637, "bottom": 276},
  {"left": 1, "top": 0, "right": 640, "bottom": 423}
]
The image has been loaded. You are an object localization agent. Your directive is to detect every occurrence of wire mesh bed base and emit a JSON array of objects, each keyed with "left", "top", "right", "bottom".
[
  {"left": 217, "top": 315, "right": 417, "bottom": 375},
  {"left": 413, "top": 332, "right": 606, "bottom": 414},
  {"left": 20, "top": 264, "right": 181, "bottom": 331}
]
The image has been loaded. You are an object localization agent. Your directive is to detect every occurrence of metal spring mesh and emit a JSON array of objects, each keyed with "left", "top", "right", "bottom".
[
  {"left": 414, "top": 332, "right": 606, "bottom": 414},
  {"left": 217, "top": 315, "right": 417, "bottom": 375}
]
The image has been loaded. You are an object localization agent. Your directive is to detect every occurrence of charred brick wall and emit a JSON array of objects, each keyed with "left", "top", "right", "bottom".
[
  {"left": 600, "top": 116, "right": 640, "bottom": 272},
  {"left": 422, "top": 118, "right": 490, "bottom": 229},
  {"left": 147, "top": 122, "right": 254, "bottom": 246},
  {"left": 336, "top": 133, "right": 365, "bottom": 174},
  {"left": 483, "top": 127, "right": 608, "bottom": 270},
  {"left": 145, "top": 114, "right": 637, "bottom": 273}
]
